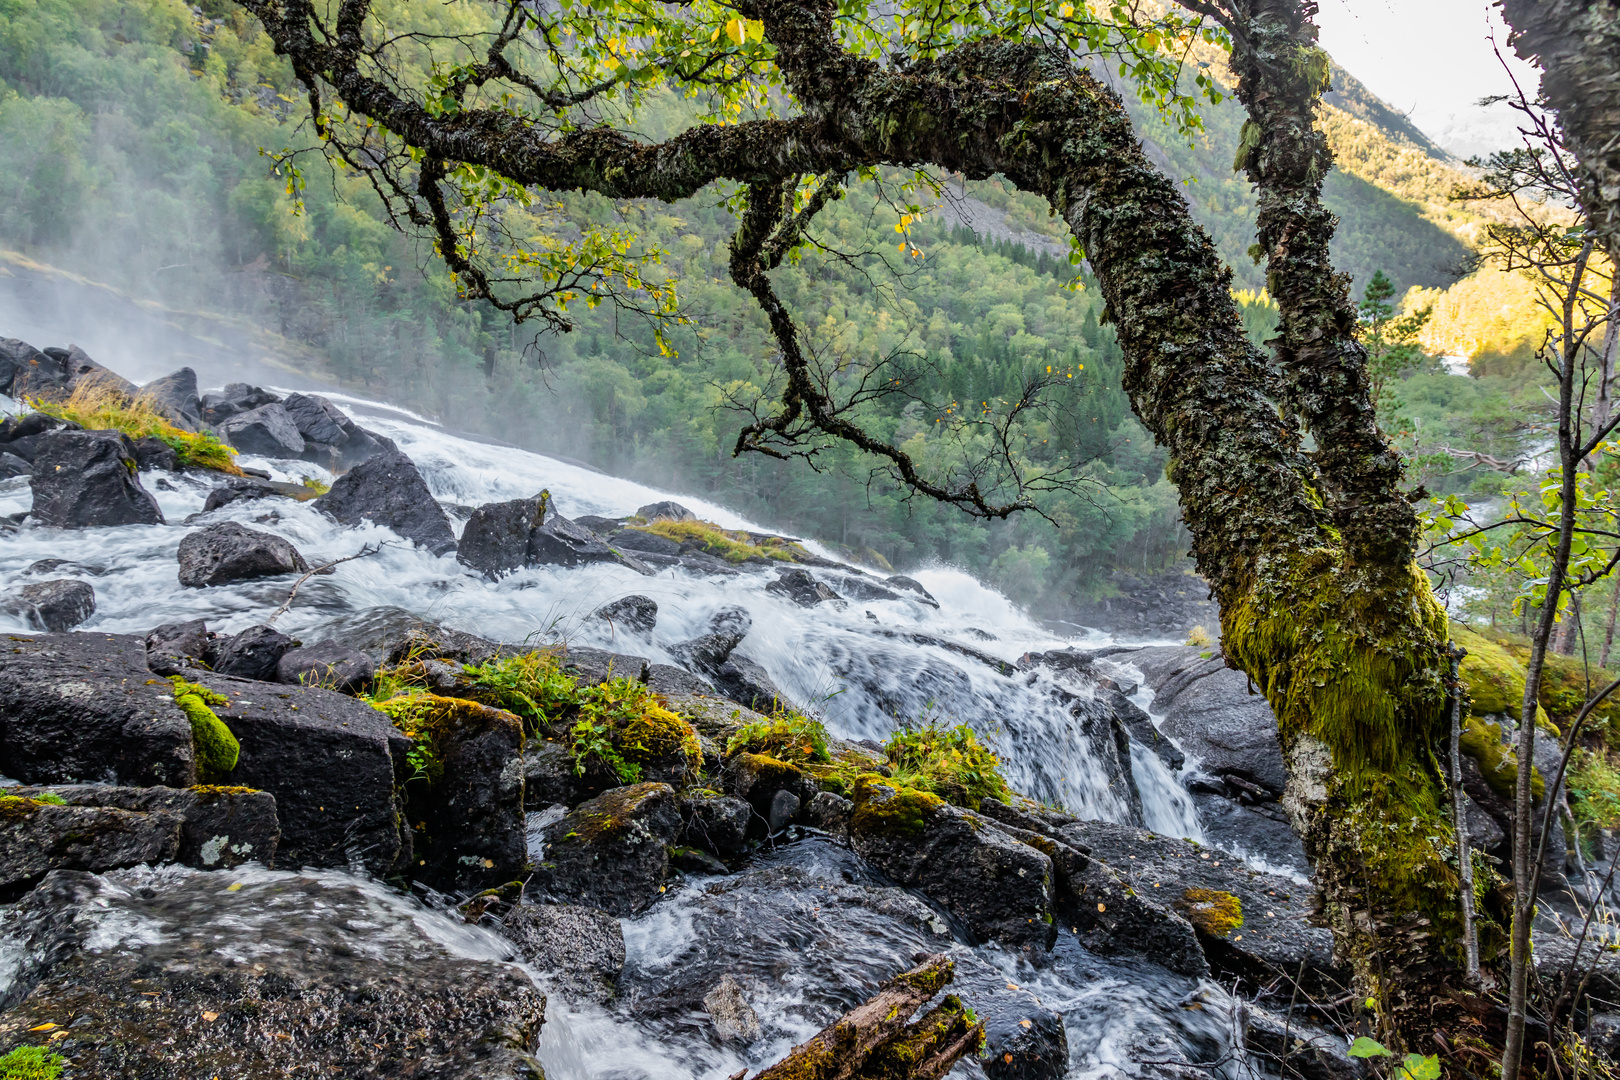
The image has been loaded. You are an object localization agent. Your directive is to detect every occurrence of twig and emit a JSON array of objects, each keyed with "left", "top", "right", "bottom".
[{"left": 266, "top": 542, "right": 394, "bottom": 625}]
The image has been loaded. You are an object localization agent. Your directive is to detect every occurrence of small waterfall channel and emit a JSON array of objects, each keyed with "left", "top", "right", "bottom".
[{"left": 0, "top": 387, "right": 1257, "bottom": 1077}]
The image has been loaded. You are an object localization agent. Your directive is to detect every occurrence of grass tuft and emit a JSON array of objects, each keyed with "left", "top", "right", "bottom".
[
  {"left": 883, "top": 721, "right": 1011, "bottom": 807},
  {"left": 30, "top": 379, "right": 241, "bottom": 473}
]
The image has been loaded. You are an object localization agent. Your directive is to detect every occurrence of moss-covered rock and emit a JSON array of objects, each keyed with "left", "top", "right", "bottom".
[
  {"left": 1450, "top": 623, "right": 1552, "bottom": 727},
  {"left": 1176, "top": 888, "right": 1243, "bottom": 938},
  {"left": 170, "top": 677, "right": 240, "bottom": 779},
  {"left": 531, "top": 783, "right": 680, "bottom": 915}
]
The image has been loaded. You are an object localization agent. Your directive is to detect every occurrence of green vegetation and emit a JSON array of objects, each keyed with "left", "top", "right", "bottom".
[
  {"left": 456, "top": 651, "right": 576, "bottom": 731},
  {"left": 169, "top": 676, "right": 239, "bottom": 778},
  {"left": 0, "top": 1046, "right": 66, "bottom": 1080},
  {"left": 883, "top": 722, "right": 1011, "bottom": 807},
  {"left": 1567, "top": 748, "right": 1620, "bottom": 856},
  {"left": 30, "top": 381, "right": 240, "bottom": 473},
  {"left": 568, "top": 677, "right": 700, "bottom": 784},
  {"left": 849, "top": 774, "right": 944, "bottom": 838},
  {"left": 1176, "top": 888, "right": 1244, "bottom": 938},
  {"left": 726, "top": 710, "right": 832, "bottom": 764},
  {"left": 636, "top": 520, "right": 805, "bottom": 564}
]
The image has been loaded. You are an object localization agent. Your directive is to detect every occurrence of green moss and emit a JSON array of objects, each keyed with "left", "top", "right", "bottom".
[
  {"left": 1567, "top": 747, "right": 1620, "bottom": 856},
  {"left": 0, "top": 1046, "right": 66, "bottom": 1080},
  {"left": 569, "top": 782, "right": 671, "bottom": 845},
  {"left": 188, "top": 784, "right": 261, "bottom": 801},
  {"left": 31, "top": 792, "right": 65, "bottom": 806},
  {"left": 1177, "top": 888, "right": 1243, "bottom": 937},
  {"left": 634, "top": 519, "right": 806, "bottom": 563},
  {"left": 849, "top": 774, "right": 943, "bottom": 838},
  {"left": 882, "top": 722, "right": 1011, "bottom": 807},
  {"left": 1449, "top": 624, "right": 1553, "bottom": 729},
  {"left": 374, "top": 693, "right": 505, "bottom": 786},
  {"left": 570, "top": 677, "right": 701, "bottom": 784},
  {"left": 460, "top": 650, "right": 575, "bottom": 731},
  {"left": 32, "top": 383, "right": 241, "bottom": 474},
  {"left": 0, "top": 796, "right": 47, "bottom": 821},
  {"left": 726, "top": 709, "right": 832, "bottom": 763},
  {"left": 1458, "top": 715, "right": 1543, "bottom": 800},
  {"left": 1534, "top": 651, "right": 1619, "bottom": 735},
  {"left": 169, "top": 676, "right": 239, "bottom": 778}
]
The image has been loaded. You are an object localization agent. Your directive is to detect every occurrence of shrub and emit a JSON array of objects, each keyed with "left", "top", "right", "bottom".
[
  {"left": 1568, "top": 747, "right": 1620, "bottom": 855},
  {"left": 726, "top": 709, "right": 832, "bottom": 764},
  {"left": 883, "top": 721, "right": 1011, "bottom": 807},
  {"left": 30, "top": 380, "right": 240, "bottom": 473}
]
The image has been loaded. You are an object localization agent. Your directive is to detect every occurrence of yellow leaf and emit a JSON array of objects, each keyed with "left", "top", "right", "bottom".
[
  {"left": 726, "top": 18, "right": 746, "bottom": 45},
  {"left": 1059, "top": 2, "right": 1073, "bottom": 15},
  {"left": 29, "top": 1023, "right": 57, "bottom": 1032},
  {"left": 746, "top": 18, "right": 764, "bottom": 42}
]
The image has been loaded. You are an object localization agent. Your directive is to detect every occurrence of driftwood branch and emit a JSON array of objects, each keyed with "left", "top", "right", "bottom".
[
  {"left": 740, "top": 954, "right": 981, "bottom": 1080},
  {"left": 266, "top": 542, "right": 393, "bottom": 625}
]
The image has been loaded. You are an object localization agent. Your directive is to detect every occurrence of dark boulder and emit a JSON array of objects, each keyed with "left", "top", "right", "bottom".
[
  {"left": 647, "top": 664, "right": 715, "bottom": 695},
  {"left": 595, "top": 594, "right": 658, "bottom": 634},
  {"left": 983, "top": 1005, "right": 1069, "bottom": 1080},
  {"left": 636, "top": 500, "right": 695, "bottom": 521},
  {"left": 560, "top": 645, "right": 652, "bottom": 687},
  {"left": 200, "top": 382, "right": 280, "bottom": 426},
  {"left": 178, "top": 521, "right": 308, "bottom": 588},
  {"left": 0, "top": 411, "right": 79, "bottom": 462},
  {"left": 195, "top": 672, "right": 411, "bottom": 876},
  {"left": 275, "top": 641, "right": 375, "bottom": 694},
  {"left": 803, "top": 790, "right": 854, "bottom": 835},
  {"left": 220, "top": 402, "right": 306, "bottom": 457},
  {"left": 197, "top": 475, "right": 315, "bottom": 514},
  {"left": 608, "top": 528, "right": 683, "bottom": 556},
  {"left": 574, "top": 514, "right": 624, "bottom": 534},
  {"left": 317, "top": 448, "right": 457, "bottom": 556},
  {"left": 1107, "top": 686, "right": 1184, "bottom": 771},
  {"left": 16, "top": 784, "right": 280, "bottom": 871},
  {"left": 531, "top": 783, "right": 681, "bottom": 914},
  {"left": 0, "top": 798, "right": 181, "bottom": 897},
  {"left": 828, "top": 574, "right": 904, "bottom": 603},
  {"left": 669, "top": 605, "right": 752, "bottom": 677},
  {"left": 681, "top": 793, "right": 753, "bottom": 858},
  {"left": 0, "top": 632, "right": 196, "bottom": 787},
  {"left": 130, "top": 435, "right": 178, "bottom": 471},
  {"left": 57, "top": 345, "right": 137, "bottom": 399},
  {"left": 886, "top": 574, "right": 940, "bottom": 607},
  {"left": 499, "top": 902, "right": 625, "bottom": 1002},
  {"left": 138, "top": 367, "right": 203, "bottom": 431},
  {"left": 210, "top": 624, "right": 296, "bottom": 681},
  {"left": 523, "top": 736, "right": 586, "bottom": 809},
  {"left": 458, "top": 494, "right": 549, "bottom": 577},
  {"left": 5, "top": 579, "right": 96, "bottom": 631},
  {"left": 144, "top": 618, "right": 214, "bottom": 675},
  {"left": 281, "top": 392, "right": 349, "bottom": 446},
  {"left": 712, "top": 652, "right": 794, "bottom": 713},
  {"left": 0, "top": 869, "right": 547, "bottom": 1078},
  {"left": 766, "top": 567, "right": 843, "bottom": 606},
  {"left": 29, "top": 430, "right": 165, "bottom": 527},
  {"left": 0, "top": 451, "right": 29, "bottom": 478},
  {"left": 0, "top": 337, "right": 44, "bottom": 395},
  {"left": 1068, "top": 694, "right": 1143, "bottom": 825},
  {"left": 529, "top": 514, "right": 653, "bottom": 574},
  {"left": 848, "top": 778, "right": 1056, "bottom": 951},
  {"left": 384, "top": 623, "right": 512, "bottom": 666},
  {"left": 7, "top": 346, "right": 71, "bottom": 400}
]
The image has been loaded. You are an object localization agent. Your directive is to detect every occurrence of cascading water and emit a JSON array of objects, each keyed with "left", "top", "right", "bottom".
[{"left": 0, "top": 386, "right": 1260, "bottom": 1078}]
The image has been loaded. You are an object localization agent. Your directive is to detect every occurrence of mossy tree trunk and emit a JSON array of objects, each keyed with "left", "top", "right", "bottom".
[{"left": 245, "top": 0, "right": 1471, "bottom": 1046}]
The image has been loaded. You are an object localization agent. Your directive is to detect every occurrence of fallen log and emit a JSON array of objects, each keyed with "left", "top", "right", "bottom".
[{"left": 734, "top": 953, "right": 983, "bottom": 1080}]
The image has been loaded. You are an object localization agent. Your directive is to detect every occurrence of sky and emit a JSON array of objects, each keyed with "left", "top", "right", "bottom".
[{"left": 1313, "top": 0, "right": 1543, "bottom": 160}]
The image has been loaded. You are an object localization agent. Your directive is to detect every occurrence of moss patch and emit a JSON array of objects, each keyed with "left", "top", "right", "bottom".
[
  {"left": 31, "top": 380, "right": 241, "bottom": 473},
  {"left": 373, "top": 693, "right": 503, "bottom": 785},
  {"left": 0, "top": 1045, "right": 67, "bottom": 1080},
  {"left": 0, "top": 795, "right": 48, "bottom": 821},
  {"left": 1458, "top": 715, "right": 1543, "bottom": 800},
  {"left": 883, "top": 722, "right": 1011, "bottom": 807},
  {"left": 633, "top": 519, "right": 807, "bottom": 563},
  {"left": 1450, "top": 624, "right": 1553, "bottom": 730},
  {"left": 849, "top": 774, "right": 943, "bottom": 838},
  {"left": 188, "top": 784, "right": 261, "bottom": 801},
  {"left": 569, "top": 677, "right": 700, "bottom": 784},
  {"left": 726, "top": 709, "right": 832, "bottom": 764},
  {"left": 170, "top": 677, "right": 239, "bottom": 778},
  {"left": 1177, "top": 888, "right": 1243, "bottom": 937}
]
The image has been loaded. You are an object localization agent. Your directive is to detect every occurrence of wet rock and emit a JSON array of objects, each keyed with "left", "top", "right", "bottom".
[
  {"left": 0, "top": 451, "right": 29, "bottom": 478},
  {"left": 1107, "top": 686, "right": 1184, "bottom": 771},
  {"left": 0, "top": 337, "right": 43, "bottom": 395},
  {"left": 1070, "top": 695, "right": 1144, "bottom": 825},
  {"left": 458, "top": 494, "right": 549, "bottom": 578},
  {"left": 828, "top": 574, "right": 905, "bottom": 603},
  {"left": 766, "top": 567, "right": 843, "bottom": 606},
  {"left": 1057, "top": 819, "right": 1335, "bottom": 992},
  {"left": 725, "top": 752, "right": 820, "bottom": 835},
  {"left": 0, "top": 632, "right": 196, "bottom": 788},
  {"left": 711, "top": 652, "right": 795, "bottom": 713},
  {"left": 317, "top": 448, "right": 458, "bottom": 556},
  {"left": 0, "top": 798, "right": 181, "bottom": 896},
  {"left": 385, "top": 623, "right": 512, "bottom": 666},
  {"left": 704, "top": 974, "right": 761, "bottom": 1043},
  {"left": 144, "top": 618, "right": 214, "bottom": 675},
  {"left": 983, "top": 1005, "right": 1069, "bottom": 1080},
  {"left": 669, "top": 606, "right": 752, "bottom": 677},
  {"left": 220, "top": 402, "right": 306, "bottom": 457},
  {"left": 130, "top": 435, "right": 178, "bottom": 471},
  {"left": 198, "top": 475, "right": 317, "bottom": 514},
  {"left": 886, "top": 574, "right": 940, "bottom": 607},
  {"left": 200, "top": 382, "right": 280, "bottom": 426},
  {"left": 848, "top": 778, "right": 1056, "bottom": 951},
  {"left": 646, "top": 663, "right": 715, "bottom": 696},
  {"left": 1244, "top": 1004, "right": 1366, "bottom": 1080},
  {"left": 500, "top": 902, "right": 625, "bottom": 1002},
  {"left": 575, "top": 514, "right": 624, "bottom": 534},
  {"left": 596, "top": 594, "right": 658, "bottom": 634},
  {"left": 400, "top": 697, "right": 527, "bottom": 893},
  {"left": 280, "top": 392, "right": 348, "bottom": 447},
  {"left": 560, "top": 645, "right": 652, "bottom": 687},
  {"left": 682, "top": 793, "right": 753, "bottom": 857},
  {"left": 178, "top": 521, "right": 308, "bottom": 588},
  {"left": 609, "top": 527, "right": 683, "bottom": 556},
  {"left": 1061, "top": 857, "right": 1209, "bottom": 977},
  {"left": 523, "top": 736, "right": 585, "bottom": 809},
  {"left": 529, "top": 514, "right": 653, "bottom": 574},
  {"left": 139, "top": 367, "right": 203, "bottom": 431},
  {"left": 18, "top": 784, "right": 280, "bottom": 871},
  {"left": 531, "top": 783, "right": 681, "bottom": 915},
  {"left": 59, "top": 346, "right": 137, "bottom": 399},
  {"left": 210, "top": 624, "right": 296, "bottom": 682},
  {"left": 0, "top": 411, "right": 79, "bottom": 462},
  {"left": 5, "top": 579, "right": 96, "bottom": 631},
  {"left": 30, "top": 429, "right": 165, "bottom": 527},
  {"left": 0, "top": 868, "right": 547, "bottom": 1078},
  {"left": 636, "top": 500, "right": 695, "bottom": 521},
  {"left": 275, "top": 640, "right": 375, "bottom": 694},
  {"left": 196, "top": 672, "right": 411, "bottom": 876},
  {"left": 768, "top": 789, "right": 801, "bottom": 832},
  {"left": 671, "top": 846, "right": 730, "bottom": 875},
  {"left": 802, "top": 790, "right": 853, "bottom": 835}
]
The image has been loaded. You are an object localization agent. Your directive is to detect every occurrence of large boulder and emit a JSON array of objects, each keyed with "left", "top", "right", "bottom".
[
  {"left": 669, "top": 606, "right": 752, "bottom": 677},
  {"left": 848, "top": 778, "right": 1056, "bottom": 951},
  {"left": 499, "top": 902, "right": 626, "bottom": 1002},
  {"left": 130, "top": 435, "right": 178, "bottom": 471},
  {"left": 210, "top": 624, "right": 296, "bottom": 682},
  {"left": 636, "top": 500, "right": 696, "bottom": 522},
  {"left": 0, "top": 411, "right": 78, "bottom": 464},
  {"left": 200, "top": 382, "right": 280, "bottom": 426},
  {"left": 178, "top": 521, "right": 308, "bottom": 588},
  {"left": 0, "top": 796, "right": 181, "bottom": 897},
  {"left": 711, "top": 653, "right": 794, "bottom": 714},
  {"left": 595, "top": 594, "right": 658, "bottom": 634},
  {"left": 280, "top": 391, "right": 349, "bottom": 446},
  {"left": 458, "top": 494, "right": 549, "bottom": 578},
  {"left": 0, "top": 337, "right": 44, "bottom": 395},
  {"left": 138, "top": 367, "right": 203, "bottom": 431},
  {"left": 528, "top": 514, "right": 652, "bottom": 574},
  {"left": 680, "top": 793, "right": 753, "bottom": 858},
  {"left": 609, "top": 528, "right": 683, "bottom": 557},
  {"left": 197, "top": 475, "right": 317, "bottom": 514},
  {"left": 4, "top": 579, "right": 95, "bottom": 631},
  {"left": 766, "top": 567, "right": 843, "bottom": 606},
  {"left": 14, "top": 784, "right": 279, "bottom": 872},
  {"left": 0, "top": 633, "right": 196, "bottom": 788},
  {"left": 7, "top": 346, "right": 71, "bottom": 400},
  {"left": 29, "top": 429, "right": 165, "bottom": 528},
  {"left": 0, "top": 451, "right": 29, "bottom": 478},
  {"left": 275, "top": 641, "right": 375, "bottom": 694},
  {"left": 220, "top": 402, "right": 306, "bottom": 457},
  {"left": 531, "top": 783, "right": 681, "bottom": 914},
  {"left": 316, "top": 448, "right": 457, "bottom": 556},
  {"left": 143, "top": 618, "right": 215, "bottom": 675},
  {"left": 194, "top": 672, "right": 412, "bottom": 876},
  {"left": 0, "top": 869, "right": 547, "bottom": 1077}
]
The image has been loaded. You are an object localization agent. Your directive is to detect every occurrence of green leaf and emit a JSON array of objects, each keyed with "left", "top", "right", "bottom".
[
  {"left": 1347, "top": 1037, "right": 1391, "bottom": 1059},
  {"left": 1400, "top": 1053, "right": 1441, "bottom": 1080}
]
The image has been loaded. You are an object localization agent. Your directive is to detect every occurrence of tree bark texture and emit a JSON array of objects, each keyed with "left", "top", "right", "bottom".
[{"left": 242, "top": 0, "right": 1466, "bottom": 1041}]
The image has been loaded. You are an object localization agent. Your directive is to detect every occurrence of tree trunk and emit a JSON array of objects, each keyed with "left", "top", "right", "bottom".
[
  {"left": 1555, "top": 592, "right": 1582, "bottom": 656},
  {"left": 1599, "top": 578, "right": 1619, "bottom": 669}
]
